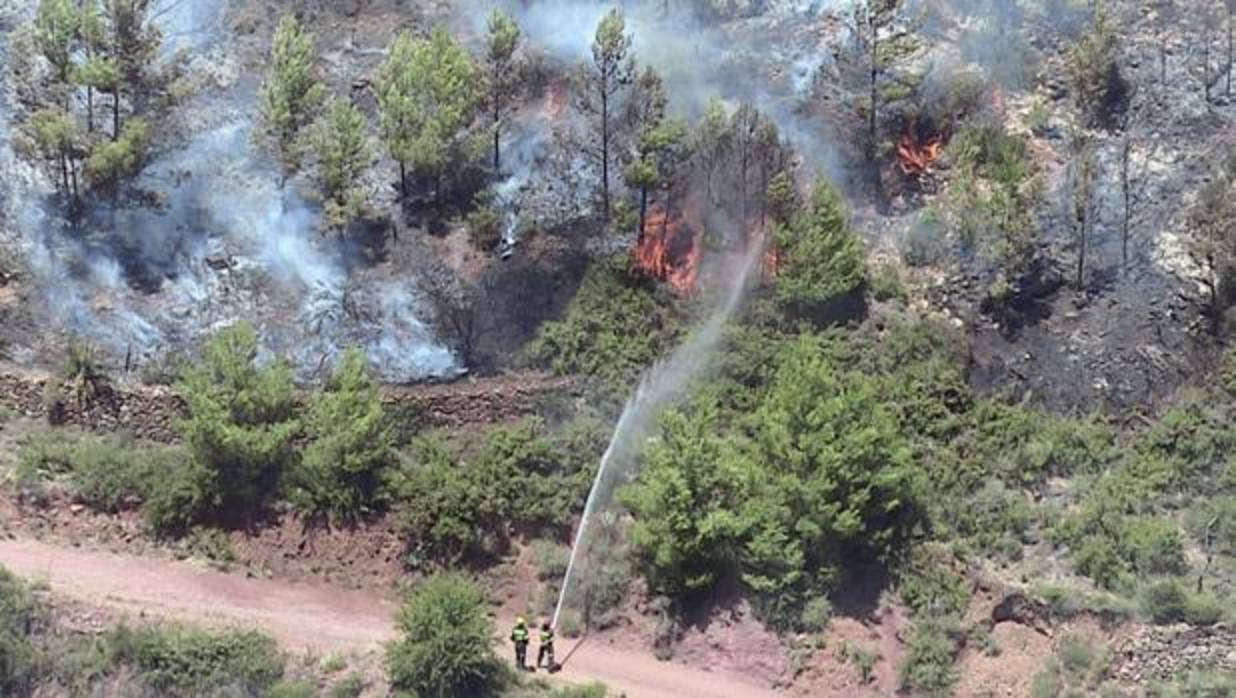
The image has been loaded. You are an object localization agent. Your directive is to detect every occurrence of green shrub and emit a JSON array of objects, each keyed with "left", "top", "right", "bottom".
[
  {"left": 621, "top": 405, "right": 745, "bottom": 599},
  {"left": 799, "top": 596, "right": 833, "bottom": 633},
  {"left": 387, "top": 573, "right": 502, "bottom": 698},
  {"left": 329, "top": 672, "right": 366, "bottom": 698},
  {"left": 479, "top": 418, "right": 587, "bottom": 534},
  {"left": 58, "top": 339, "right": 109, "bottom": 409},
  {"left": 1065, "top": 7, "right": 1128, "bottom": 129},
  {"left": 1122, "top": 517, "right": 1187, "bottom": 577},
  {"left": 176, "top": 323, "right": 299, "bottom": 522},
  {"left": 902, "top": 209, "right": 950, "bottom": 268},
  {"left": 1140, "top": 580, "right": 1189, "bottom": 624},
  {"left": 898, "top": 615, "right": 962, "bottom": 697},
  {"left": 268, "top": 680, "right": 318, "bottom": 698},
  {"left": 108, "top": 624, "right": 284, "bottom": 696},
  {"left": 466, "top": 204, "right": 504, "bottom": 252},
  {"left": 773, "top": 181, "right": 867, "bottom": 320},
  {"left": 0, "top": 566, "right": 43, "bottom": 697},
  {"left": 393, "top": 437, "right": 506, "bottom": 565},
  {"left": 528, "top": 256, "right": 682, "bottom": 388},
  {"left": 291, "top": 348, "right": 395, "bottom": 521},
  {"left": 869, "top": 264, "right": 907, "bottom": 303},
  {"left": 143, "top": 459, "right": 214, "bottom": 537}
]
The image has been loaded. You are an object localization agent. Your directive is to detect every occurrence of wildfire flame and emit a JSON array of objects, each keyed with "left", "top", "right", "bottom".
[
  {"left": 634, "top": 210, "right": 701, "bottom": 295},
  {"left": 897, "top": 129, "right": 944, "bottom": 176}
]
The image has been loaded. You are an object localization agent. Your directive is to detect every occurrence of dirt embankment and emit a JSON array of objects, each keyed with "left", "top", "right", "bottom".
[{"left": 0, "top": 363, "right": 575, "bottom": 442}]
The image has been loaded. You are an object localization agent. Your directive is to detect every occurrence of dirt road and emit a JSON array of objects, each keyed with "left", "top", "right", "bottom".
[{"left": 0, "top": 537, "right": 778, "bottom": 698}]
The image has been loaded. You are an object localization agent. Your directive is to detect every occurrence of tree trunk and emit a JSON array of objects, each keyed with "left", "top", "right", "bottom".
[
  {"left": 59, "top": 151, "right": 70, "bottom": 196},
  {"left": 601, "top": 83, "right": 611, "bottom": 222},
  {"left": 493, "top": 100, "right": 502, "bottom": 170},
  {"left": 87, "top": 87, "right": 94, "bottom": 133},
  {"left": 399, "top": 160, "right": 407, "bottom": 199},
  {"left": 638, "top": 185, "right": 648, "bottom": 241},
  {"left": 1121, "top": 137, "right": 1131, "bottom": 267},
  {"left": 1228, "top": 9, "right": 1233, "bottom": 98},
  {"left": 1160, "top": 38, "right": 1167, "bottom": 84},
  {"left": 113, "top": 90, "right": 120, "bottom": 141}
]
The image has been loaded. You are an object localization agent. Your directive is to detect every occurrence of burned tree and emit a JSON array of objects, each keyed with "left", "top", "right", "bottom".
[
  {"left": 577, "top": 8, "right": 635, "bottom": 222},
  {"left": 416, "top": 262, "right": 488, "bottom": 367},
  {"left": 691, "top": 98, "right": 731, "bottom": 205},
  {"left": 1068, "top": 133, "right": 1097, "bottom": 290},
  {"left": 1065, "top": 6, "right": 1128, "bottom": 129},
  {"left": 1185, "top": 157, "right": 1236, "bottom": 319},
  {"left": 1150, "top": 0, "right": 1176, "bottom": 85}
]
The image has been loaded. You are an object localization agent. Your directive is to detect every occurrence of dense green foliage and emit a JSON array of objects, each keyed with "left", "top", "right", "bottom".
[
  {"left": 176, "top": 323, "right": 299, "bottom": 526},
  {"left": 621, "top": 405, "right": 745, "bottom": 599},
  {"left": 393, "top": 418, "right": 596, "bottom": 565},
  {"left": 0, "top": 567, "right": 42, "bottom": 696},
  {"left": 311, "top": 99, "right": 372, "bottom": 231},
  {"left": 529, "top": 256, "right": 682, "bottom": 389},
  {"left": 291, "top": 348, "right": 395, "bottom": 520},
  {"left": 259, "top": 14, "right": 326, "bottom": 177},
  {"left": 387, "top": 573, "right": 502, "bottom": 698},
  {"left": 1, "top": 566, "right": 286, "bottom": 698},
  {"left": 376, "top": 29, "right": 481, "bottom": 200},
  {"left": 773, "top": 181, "right": 867, "bottom": 319}
]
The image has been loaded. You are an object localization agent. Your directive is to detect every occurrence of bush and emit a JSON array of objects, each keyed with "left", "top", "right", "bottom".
[
  {"left": 466, "top": 204, "right": 504, "bottom": 252},
  {"left": 773, "top": 181, "right": 867, "bottom": 320},
  {"left": 386, "top": 573, "right": 502, "bottom": 698},
  {"left": 898, "top": 615, "right": 962, "bottom": 697},
  {"left": 176, "top": 323, "right": 299, "bottom": 522},
  {"left": 621, "top": 405, "right": 746, "bottom": 599},
  {"left": 1140, "top": 580, "right": 1189, "bottom": 624},
  {"left": 528, "top": 256, "right": 682, "bottom": 389},
  {"left": 107, "top": 624, "right": 284, "bottom": 696},
  {"left": 869, "top": 264, "right": 907, "bottom": 303},
  {"left": 0, "top": 566, "right": 43, "bottom": 697},
  {"left": 57, "top": 339, "right": 109, "bottom": 409},
  {"left": 902, "top": 209, "right": 950, "bottom": 268},
  {"left": 393, "top": 437, "right": 509, "bottom": 565},
  {"left": 291, "top": 348, "right": 395, "bottom": 521},
  {"left": 1065, "top": 7, "right": 1128, "bottom": 129},
  {"left": 15, "top": 430, "right": 185, "bottom": 518},
  {"left": 741, "top": 337, "right": 924, "bottom": 629}
]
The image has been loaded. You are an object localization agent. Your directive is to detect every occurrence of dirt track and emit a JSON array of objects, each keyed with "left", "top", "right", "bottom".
[{"left": 0, "top": 537, "right": 778, "bottom": 698}]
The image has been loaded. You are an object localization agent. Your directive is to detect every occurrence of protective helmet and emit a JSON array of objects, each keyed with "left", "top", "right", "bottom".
[{"left": 516, "top": 616, "right": 526, "bottom": 626}]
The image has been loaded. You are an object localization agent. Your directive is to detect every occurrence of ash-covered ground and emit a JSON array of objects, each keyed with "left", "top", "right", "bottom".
[{"left": 0, "top": 0, "right": 1231, "bottom": 407}]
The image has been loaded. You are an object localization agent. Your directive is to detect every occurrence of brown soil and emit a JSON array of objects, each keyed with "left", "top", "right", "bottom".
[{"left": 0, "top": 536, "right": 781, "bottom": 698}]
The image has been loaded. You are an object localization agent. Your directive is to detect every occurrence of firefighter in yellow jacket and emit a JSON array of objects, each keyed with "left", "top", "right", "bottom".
[
  {"left": 510, "top": 617, "right": 530, "bottom": 670},
  {"left": 537, "top": 621, "right": 555, "bottom": 670}
]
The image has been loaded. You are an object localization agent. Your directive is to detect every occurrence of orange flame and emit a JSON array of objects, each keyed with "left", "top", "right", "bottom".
[
  {"left": 634, "top": 210, "right": 701, "bottom": 295},
  {"left": 897, "top": 129, "right": 944, "bottom": 176}
]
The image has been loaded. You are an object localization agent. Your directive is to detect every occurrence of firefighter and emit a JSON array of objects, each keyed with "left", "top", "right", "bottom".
[
  {"left": 537, "top": 621, "right": 555, "bottom": 671},
  {"left": 511, "top": 617, "right": 530, "bottom": 670}
]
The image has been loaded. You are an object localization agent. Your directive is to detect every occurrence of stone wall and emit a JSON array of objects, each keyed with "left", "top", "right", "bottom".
[
  {"left": 0, "top": 364, "right": 575, "bottom": 443},
  {"left": 1112, "top": 624, "right": 1236, "bottom": 684}
]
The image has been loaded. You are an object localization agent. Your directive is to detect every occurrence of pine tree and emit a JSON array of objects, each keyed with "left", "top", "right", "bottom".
[
  {"left": 293, "top": 348, "right": 394, "bottom": 521},
  {"left": 578, "top": 8, "right": 635, "bottom": 222},
  {"left": 311, "top": 99, "right": 372, "bottom": 233},
  {"left": 33, "top": 0, "right": 78, "bottom": 111},
  {"left": 376, "top": 29, "right": 480, "bottom": 202},
  {"left": 485, "top": 9, "right": 521, "bottom": 170},
  {"left": 259, "top": 14, "right": 326, "bottom": 182}
]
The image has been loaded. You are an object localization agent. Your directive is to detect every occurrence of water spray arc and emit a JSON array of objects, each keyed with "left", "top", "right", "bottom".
[{"left": 551, "top": 239, "right": 764, "bottom": 630}]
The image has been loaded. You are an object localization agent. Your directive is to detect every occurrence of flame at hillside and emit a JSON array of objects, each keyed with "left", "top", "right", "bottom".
[
  {"left": 634, "top": 210, "right": 701, "bottom": 295},
  {"left": 897, "top": 128, "right": 945, "bottom": 176}
]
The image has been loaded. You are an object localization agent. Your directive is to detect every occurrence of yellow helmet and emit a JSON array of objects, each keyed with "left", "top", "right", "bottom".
[{"left": 516, "top": 616, "right": 526, "bottom": 626}]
